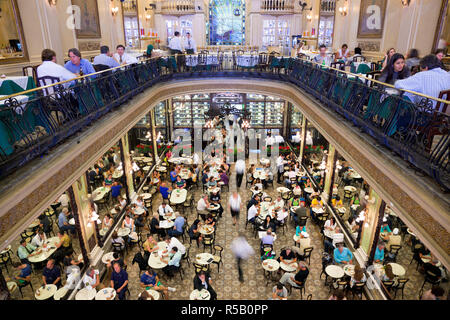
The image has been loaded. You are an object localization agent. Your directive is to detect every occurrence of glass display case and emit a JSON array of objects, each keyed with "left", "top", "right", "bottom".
[
  {"left": 291, "top": 109, "right": 303, "bottom": 127},
  {"left": 154, "top": 101, "right": 166, "bottom": 127},
  {"left": 173, "top": 98, "right": 192, "bottom": 127},
  {"left": 265, "top": 101, "right": 284, "bottom": 126},
  {"left": 247, "top": 101, "right": 265, "bottom": 127}
]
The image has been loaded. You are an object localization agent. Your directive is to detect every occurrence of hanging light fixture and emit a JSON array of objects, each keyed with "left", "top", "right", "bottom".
[{"left": 401, "top": 0, "right": 411, "bottom": 6}]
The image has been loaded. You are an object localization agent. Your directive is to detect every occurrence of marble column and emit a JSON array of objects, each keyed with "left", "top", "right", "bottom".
[{"left": 299, "top": 117, "right": 308, "bottom": 163}]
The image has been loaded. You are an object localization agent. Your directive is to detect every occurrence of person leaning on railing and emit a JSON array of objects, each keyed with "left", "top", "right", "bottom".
[{"left": 394, "top": 54, "right": 450, "bottom": 110}]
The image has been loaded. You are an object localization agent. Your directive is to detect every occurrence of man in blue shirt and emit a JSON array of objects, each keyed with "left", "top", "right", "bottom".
[
  {"left": 261, "top": 229, "right": 275, "bottom": 246},
  {"left": 93, "top": 45, "right": 120, "bottom": 69},
  {"left": 374, "top": 242, "right": 385, "bottom": 263},
  {"left": 168, "top": 212, "right": 185, "bottom": 237},
  {"left": 15, "top": 263, "right": 32, "bottom": 285},
  {"left": 159, "top": 182, "right": 172, "bottom": 200},
  {"left": 110, "top": 182, "right": 122, "bottom": 201},
  {"left": 111, "top": 262, "right": 129, "bottom": 300},
  {"left": 333, "top": 244, "right": 353, "bottom": 265},
  {"left": 170, "top": 169, "right": 178, "bottom": 183},
  {"left": 58, "top": 207, "right": 75, "bottom": 234},
  {"left": 140, "top": 267, "right": 171, "bottom": 299},
  {"left": 42, "top": 259, "right": 61, "bottom": 288},
  {"left": 64, "top": 48, "right": 97, "bottom": 79}
]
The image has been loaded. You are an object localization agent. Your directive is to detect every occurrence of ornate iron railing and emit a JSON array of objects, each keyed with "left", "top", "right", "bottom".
[{"left": 0, "top": 55, "right": 448, "bottom": 191}]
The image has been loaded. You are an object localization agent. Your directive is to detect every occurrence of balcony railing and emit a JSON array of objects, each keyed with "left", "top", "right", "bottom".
[
  {"left": 1, "top": 54, "right": 448, "bottom": 190},
  {"left": 261, "top": 0, "right": 295, "bottom": 12}
]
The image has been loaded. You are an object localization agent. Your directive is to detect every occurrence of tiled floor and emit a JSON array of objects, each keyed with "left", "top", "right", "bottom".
[{"left": 4, "top": 160, "right": 447, "bottom": 300}]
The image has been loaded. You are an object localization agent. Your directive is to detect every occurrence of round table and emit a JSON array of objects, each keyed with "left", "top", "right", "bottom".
[
  {"left": 323, "top": 229, "right": 335, "bottom": 239},
  {"left": 325, "top": 265, "right": 345, "bottom": 279},
  {"left": 95, "top": 287, "right": 117, "bottom": 300},
  {"left": 35, "top": 284, "right": 57, "bottom": 300},
  {"left": 421, "top": 256, "right": 442, "bottom": 267},
  {"left": 112, "top": 171, "right": 123, "bottom": 179},
  {"left": 280, "top": 260, "right": 298, "bottom": 272},
  {"left": 133, "top": 207, "right": 146, "bottom": 216},
  {"left": 262, "top": 259, "right": 279, "bottom": 284},
  {"left": 336, "top": 207, "right": 346, "bottom": 214},
  {"left": 260, "top": 158, "right": 270, "bottom": 166},
  {"left": 159, "top": 220, "right": 174, "bottom": 229},
  {"left": 207, "top": 187, "right": 221, "bottom": 194},
  {"left": 198, "top": 224, "right": 215, "bottom": 235},
  {"left": 117, "top": 227, "right": 131, "bottom": 237},
  {"left": 207, "top": 203, "right": 220, "bottom": 211},
  {"left": 304, "top": 187, "right": 314, "bottom": 193},
  {"left": 53, "top": 287, "right": 69, "bottom": 300},
  {"left": 190, "top": 289, "right": 211, "bottom": 300},
  {"left": 75, "top": 287, "right": 97, "bottom": 300},
  {"left": 344, "top": 186, "right": 357, "bottom": 193},
  {"left": 139, "top": 288, "right": 161, "bottom": 300},
  {"left": 99, "top": 227, "right": 109, "bottom": 236},
  {"left": 141, "top": 193, "right": 152, "bottom": 200},
  {"left": 148, "top": 242, "right": 169, "bottom": 269},
  {"left": 276, "top": 187, "right": 290, "bottom": 194},
  {"left": 156, "top": 166, "right": 167, "bottom": 173},
  {"left": 28, "top": 237, "right": 60, "bottom": 264},
  {"left": 388, "top": 263, "right": 406, "bottom": 277},
  {"left": 101, "top": 252, "right": 116, "bottom": 264},
  {"left": 312, "top": 207, "right": 325, "bottom": 214},
  {"left": 253, "top": 170, "right": 268, "bottom": 180},
  {"left": 343, "top": 264, "right": 355, "bottom": 277},
  {"left": 93, "top": 187, "right": 110, "bottom": 201},
  {"left": 170, "top": 189, "right": 187, "bottom": 204},
  {"left": 1, "top": 245, "right": 12, "bottom": 255},
  {"left": 195, "top": 253, "right": 214, "bottom": 265},
  {"left": 162, "top": 211, "right": 176, "bottom": 221}
]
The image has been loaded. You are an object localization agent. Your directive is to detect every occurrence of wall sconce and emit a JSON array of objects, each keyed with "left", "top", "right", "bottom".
[
  {"left": 48, "top": 0, "right": 57, "bottom": 6},
  {"left": 338, "top": 0, "right": 348, "bottom": 16},
  {"left": 401, "top": 0, "right": 411, "bottom": 6},
  {"left": 111, "top": 6, "right": 119, "bottom": 16},
  {"left": 145, "top": 14, "right": 151, "bottom": 20},
  {"left": 306, "top": 14, "right": 312, "bottom": 21}
]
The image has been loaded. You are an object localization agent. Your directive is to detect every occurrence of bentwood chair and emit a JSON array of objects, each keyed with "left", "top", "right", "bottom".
[
  {"left": 351, "top": 282, "right": 366, "bottom": 300},
  {"left": 193, "top": 262, "right": 209, "bottom": 274},
  {"left": 202, "top": 234, "right": 215, "bottom": 253},
  {"left": 288, "top": 280, "right": 307, "bottom": 300},
  {"left": 212, "top": 244, "right": 224, "bottom": 273},
  {"left": 393, "top": 278, "right": 409, "bottom": 300},
  {"left": 0, "top": 251, "right": 12, "bottom": 273},
  {"left": 302, "top": 247, "right": 314, "bottom": 266},
  {"left": 182, "top": 246, "right": 191, "bottom": 265},
  {"left": 18, "top": 280, "right": 34, "bottom": 298}
]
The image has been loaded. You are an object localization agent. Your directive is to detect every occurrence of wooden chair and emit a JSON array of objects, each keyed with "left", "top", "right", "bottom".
[
  {"left": 202, "top": 234, "right": 215, "bottom": 253},
  {"left": 193, "top": 262, "right": 209, "bottom": 274},
  {"left": 18, "top": 280, "right": 34, "bottom": 298},
  {"left": 0, "top": 251, "right": 12, "bottom": 273},
  {"left": 385, "top": 245, "right": 402, "bottom": 263},
  {"left": 288, "top": 279, "right": 307, "bottom": 299},
  {"left": 22, "top": 65, "right": 39, "bottom": 86},
  {"left": 351, "top": 282, "right": 366, "bottom": 300},
  {"left": 435, "top": 89, "right": 450, "bottom": 113},
  {"left": 212, "top": 244, "right": 223, "bottom": 272},
  {"left": 393, "top": 278, "right": 409, "bottom": 300},
  {"left": 302, "top": 247, "right": 314, "bottom": 266}
]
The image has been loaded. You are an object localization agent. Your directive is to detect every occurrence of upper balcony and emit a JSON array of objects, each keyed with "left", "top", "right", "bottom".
[{"left": 260, "top": 0, "right": 296, "bottom": 14}]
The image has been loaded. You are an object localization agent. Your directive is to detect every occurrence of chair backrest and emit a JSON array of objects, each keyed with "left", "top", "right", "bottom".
[
  {"left": 303, "top": 247, "right": 313, "bottom": 257},
  {"left": 37, "top": 75, "right": 62, "bottom": 96},
  {"left": 436, "top": 89, "right": 450, "bottom": 113},
  {"left": 396, "top": 278, "right": 409, "bottom": 289},
  {"left": 93, "top": 64, "right": 111, "bottom": 74},
  {"left": 353, "top": 56, "right": 366, "bottom": 62},
  {"left": 389, "top": 245, "right": 402, "bottom": 255},
  {"left": 306, "top": 294, "right": 312, "bottom": 300}
]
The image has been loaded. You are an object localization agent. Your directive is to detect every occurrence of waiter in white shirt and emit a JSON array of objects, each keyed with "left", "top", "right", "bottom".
[
  {"left": 114, "top": 44, "right": 138, "bottom": 65},
  {"left": 158, "top": 202, "right": 174, "bottom": 217},
  {"left": 168, "top": 31, "right": 184, "bottom": 54},
  {"left": 36, "top": 49, "right": 76, "bottom": 94},
  {"left": 184, "top": 32, "right": 196, "bottom": 54}
]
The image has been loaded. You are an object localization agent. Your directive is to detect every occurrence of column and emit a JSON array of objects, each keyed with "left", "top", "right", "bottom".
[
  {"left": 322, "top": 144, "right": 336, "bottom": 203},
  {"left": 168, "top": 98, "right": 174, "bottom": 141},
  {"left": 121, "top": 133, "right": 136, "bottom": 201},
  {"left": 118, "top": 139, "right": 131, "bottom": 202},
  {"left": 358, "top": 187, "right": 383, "bottom": 257},
  {"left": 150, "top": 110, "right": 159, "bottom": 161},
  {"left": 299, "top": 117, "right": 308, "bottom": 163},
  {"left": 282, "top": 101, "right": 289, "bottom": 139},
  {"left": 71, "top": 176, "right": 102, "bottom": 261},
  {"left": 68, "top": 186, "right": 90, "bottom": 262},
  {"left": 368, "top": 200, "right": 386, "bottom": 265}
]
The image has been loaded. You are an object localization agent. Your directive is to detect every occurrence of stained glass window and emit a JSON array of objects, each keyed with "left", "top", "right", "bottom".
[{"left": 209, "top": 0, "right": 245, "bottom": 45}]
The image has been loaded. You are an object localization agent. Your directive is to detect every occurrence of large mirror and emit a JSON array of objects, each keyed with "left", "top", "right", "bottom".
[
  {"left": 317, "top": 0, "right": 336, "bottom": 48},
  {"left": 121, "top": 0, "right": 141, "bottom": 49},
  {"left": 0, "top": 0, "right": 28, "bottom": 64},
  {"left": 434, "top": 0, "right": 449, "bottom": 61}
]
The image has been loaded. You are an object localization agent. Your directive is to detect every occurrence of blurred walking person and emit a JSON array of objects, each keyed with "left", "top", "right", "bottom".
[{"left": 231, "top": 233, "right": 255, "bottom": 282}]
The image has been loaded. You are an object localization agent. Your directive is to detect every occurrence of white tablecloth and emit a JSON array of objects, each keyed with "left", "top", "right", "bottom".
[
  {"left": 0, "top": 76, "right": 30, "bottom": 91},
  {"left": 186, "top": 55, "right": 219, "bottom": 67},
  {"left": 237, "top": 55, "right": 259, "bottom": 67}
]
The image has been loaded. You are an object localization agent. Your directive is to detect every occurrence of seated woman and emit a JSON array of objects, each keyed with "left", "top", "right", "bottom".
[
  {"left": 324, "top": 217, "right": 337, "bottom": 231},
  {"left": 289, "top": 195, "right": 301, "bottom": 208},
  {"left": 382, "top": 264, "right": 397, "bottom": 287},
  {"left": 112, "top": 231, "right": 126, "bottom": 251},
  {"left": 103, "top": 174, "right": 113, "bottom": 187},
  {"left": 150, "top": 170, "right": 161, "bottom": 187},
  {"left": 63, "top": 251, "right": 84, "bottom": 271},
  {"left": 349, "top": 265, "right": 366, "bottom": 288},
  {"left": 205, "top": 214, "right": 216, "bottom": 227},
  {"left": 259, "top": 216, "right": 276, "bottom": 233},
  {"left": 253, "top": 178, "right": 263, "bottom": 191},
  {"left": 122, "top": 215, "right": 135, "bottom": 242},
  {"left": 295, "top": 220, "right": 307, "bottom": 238},
  {"left": 378, "top": 53, "right": 410, "bottom": 85},
  {"left": 102, "top": 213, "right": 113, "bottom": 230},
  {"left": 188, "top": 219, "right": 203, "bottom": 245}
]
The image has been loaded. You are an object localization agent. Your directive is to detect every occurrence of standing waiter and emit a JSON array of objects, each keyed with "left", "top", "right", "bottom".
[{"left": 184, "top": 32, "right": 197, "bottom": 54}]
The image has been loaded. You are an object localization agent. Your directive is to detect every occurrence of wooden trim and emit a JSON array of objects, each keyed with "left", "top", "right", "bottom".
[
  {"left": 357, "top": 0, "right": 387, "bottom": 39},
  {"left": 432, "top": 0, "right": 449, "bottom": 52},
  {"left": 72, "top": 0, "right": 102, "bottom": 39},
  {"left": 0, "top": 0, "right": 29, "bottom": 66}
]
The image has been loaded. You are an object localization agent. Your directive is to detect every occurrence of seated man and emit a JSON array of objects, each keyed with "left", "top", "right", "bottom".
[
  {"left": 93, "top": 45, "right": 120, "bottom": 69},
  {"left": 395, "top": 54, "right": 450, "bottom": 110},
  {"left": 64, "top": 48, "right": 97, "bottom": 78},
  {"left": 170, "top": 169, "right": 178, "bottom": 184},
  {"left": 158, "top": 202, "right": 174, "bottom": 219},
  {"left": 167, "top": 212, "right": 185, "bottom": 237},
  {"left": 277, "top": 247, "right": 297, "bottom": 265},
  {"left": 110, "top": 262, "right": 129, "bottom": 300},
  {"left": 161, "top": 247, "right": 182, "bottom": 278},
  {"left": 247, "top": 203, "right": 259, "bottom": 225},
  {"left": 17, "top": 239, "right": 37, "bottom": 264},
  {"left": 273, "top": 196, "right": 284, "bottom": 212},
  {"left": 276, "top": 207, "right": 289, "bottom": 226},
  {"left": 164, "top": 235, "right": 186, "bottom": 255},
  {"left": 140, "top": 267, "right": 175, "bottom": 299},
  {"left": 333, "top": 244, "right": 353, "bottom": 265},
  {"left": 209, "top": 190, "right": 223, "bottom": 218},
  {"left": 159, "top": 182, "right": 172, "bottom": 200},
  {"left": 374, "top": 242, "right": 385, "bottom": 264},
  {"left": 271, "top": 283, "right": 288, "bottom": 300},
  {"left": 31, "top": 230, "right": 47, "bottom": 248},
  {"left": 193, "top": 271, "right": 217, "bottom": 300},
  {"left": 58, "top": 208, "right": 76, "bottom": 234},
  {"left": 279, "top": 261, "right": 309, "bottom": 289},
  {"left": 197, "top": 195, "right": 210, "bottom": 221},
  {"left": 324, "top": 226, "right": 344, "bottom": 253},
  {"left": 291, "top": 202, "right": 307, "bottom": 225},
  {"left": 14, "top": 262, "right": 32, "bottom": 286},
  {"left": 423, "top": 259, "right": 443, "bottom": 282},
  {"left": 261, "top": 229, "right": 275, "bottom": 246},
  {"left": 114, "top": 44, "right": 138, "bottom": 65},
  {"left": 42, "top": 259, "right": 62, "bottom": 288},
  {"left": 175, "top": 175, "right": 186, "bottom": 189},
  {"left": 82, "top": 267, "right": 103, "bottom": 290},
  {"left": 36, "top": 49, "right": 76, "bottom": 92}
]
